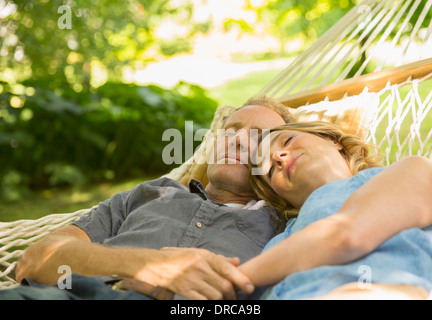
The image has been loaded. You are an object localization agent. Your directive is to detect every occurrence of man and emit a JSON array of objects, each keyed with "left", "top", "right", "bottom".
[{"left": 9, "top": 96, "right": 293, "bottom": 300}]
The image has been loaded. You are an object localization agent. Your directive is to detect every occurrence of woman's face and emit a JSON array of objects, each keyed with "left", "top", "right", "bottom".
[{"left": 259, "top": 129, "right": 353, "bottom": 209}]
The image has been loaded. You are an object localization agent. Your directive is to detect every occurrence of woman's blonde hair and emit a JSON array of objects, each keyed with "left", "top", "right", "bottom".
[{"left": 249, "top": 121, "right": 384, "bottom": 221}]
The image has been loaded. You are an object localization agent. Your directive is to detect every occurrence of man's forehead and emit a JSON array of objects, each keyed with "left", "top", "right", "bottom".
[
  {"left": 223, "top": 121, "right": 262, "bottom": 131},
  {"left": 224, "top": 105, "right": 285, "bottom": 130}
]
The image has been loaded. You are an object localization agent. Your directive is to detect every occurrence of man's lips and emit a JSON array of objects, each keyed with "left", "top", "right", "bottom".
[
  {"left": 286, "top": 153, "right": 303, "bottom": 180},
  {"left": 218, "top": 154, "right": 249, "bottom": 166}
]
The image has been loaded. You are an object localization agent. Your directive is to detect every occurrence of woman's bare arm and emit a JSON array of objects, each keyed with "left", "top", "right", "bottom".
[{"left": 240, "top": 156, "right": 432, "bottom": 286}]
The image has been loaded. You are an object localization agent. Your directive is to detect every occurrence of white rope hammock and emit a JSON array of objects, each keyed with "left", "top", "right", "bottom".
[
  {"left": 1, "top": 0, "right": 432, "bottom": 291},
  {"left": 259, "top": 0, "right": 432, "bottom": 99},
  {"left": 368, "top": 72, "right": 432, "bottom": 165},
  {"left": 0, "top": 209, "right": 94, "bottom": 289}
]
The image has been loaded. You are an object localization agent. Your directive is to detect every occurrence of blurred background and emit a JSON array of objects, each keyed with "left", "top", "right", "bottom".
[{"left": 0, "top": 0, "right": 364, "bottom": 220}]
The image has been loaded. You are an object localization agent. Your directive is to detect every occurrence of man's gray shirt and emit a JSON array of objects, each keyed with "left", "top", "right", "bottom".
[{"left": 73, "top": 177, "right": 283, "bottom": 263}]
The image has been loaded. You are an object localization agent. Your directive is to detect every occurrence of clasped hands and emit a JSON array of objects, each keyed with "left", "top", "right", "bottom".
[{"left": 133, "top": 247, "right": 254, "bottom": 300}]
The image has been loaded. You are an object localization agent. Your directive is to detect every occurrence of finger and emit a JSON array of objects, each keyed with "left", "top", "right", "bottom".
[
  {"left": 200, "top": 278, "right": 233, "bottom": 300},
  {"left": 160, "top": 247, "right": 181, "bottom": 251},
  {"left": 171, "top": 271, "right": 230, "bottom": 300},
  {"left": 183, "top": 290, "right": 208, "bottom": 300},
  {"left": 225, "top": 256, "right": 240, "bottom": 266},
  {"left": 212, "top": 258, "right": 255, "bottom": 294},
  {"left": 188, "top": 259, "right": 238, "bottom": 300},
  {"left": 200, "top": 270, "right": 237, "bottom": 300}
]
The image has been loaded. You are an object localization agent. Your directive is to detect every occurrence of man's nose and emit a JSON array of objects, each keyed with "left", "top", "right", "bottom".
[
  {"left": 228, "top": 129, "right": 249, "bottom": 152},
  {"left": 237, "top": 130, "right": 249, "bottom": 151}
]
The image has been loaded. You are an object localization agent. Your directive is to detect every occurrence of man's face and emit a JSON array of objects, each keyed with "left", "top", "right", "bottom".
[{"left": 207, "top": 105, "right": 286, "bottom": 197}]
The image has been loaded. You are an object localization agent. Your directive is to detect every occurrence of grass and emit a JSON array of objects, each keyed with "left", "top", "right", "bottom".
[
  {"left": 207, "top": 58, "right": 375, "bottom": 107},
  {"left": 207, "top": 68, "right": 285, "bottom": 106}
]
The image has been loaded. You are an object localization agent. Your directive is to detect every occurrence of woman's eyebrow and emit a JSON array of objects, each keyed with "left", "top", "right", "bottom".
[{"left": 269, "top": 131, "right": 284, "bottom": 150}]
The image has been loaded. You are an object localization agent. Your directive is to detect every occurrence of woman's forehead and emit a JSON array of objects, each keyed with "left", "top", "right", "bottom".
[
  {"left": 262, "top": 130, "right": 290, "bottom": 151},
  {"left": 270, "top": 130, "right": 286, "bottom": 146}
]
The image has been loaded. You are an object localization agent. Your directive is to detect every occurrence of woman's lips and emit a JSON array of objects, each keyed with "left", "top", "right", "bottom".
[{"left": 286, "top": 153, "right": 303, "bottom": 180}]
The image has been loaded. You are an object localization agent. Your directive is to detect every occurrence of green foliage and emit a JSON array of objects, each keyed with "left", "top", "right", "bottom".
[
  {"left": 252, "top": 0, "right": 432, "bottom": 53},
  {"left": 0, "top": 81, "right": 218, "bottom": 201},
  {"left": 0, "top": 0, "right": 217, "bottom": 202},
  {"left": 0, "top": 0, "right": 210, "bottom": 89},
  {"left": 159, "top": 38, "right": 193, "bottom": 56},
  {"left": 255, "top": 0, "right": 357, "bottom": 51},
  {"left": 223, "top": 18, "right": 255, "bottom": 34}
]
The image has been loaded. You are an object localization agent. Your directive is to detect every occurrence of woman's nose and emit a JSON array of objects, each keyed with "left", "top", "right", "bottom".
[{"left": 272, "top": 150, "right": 289, "bottom": 167}]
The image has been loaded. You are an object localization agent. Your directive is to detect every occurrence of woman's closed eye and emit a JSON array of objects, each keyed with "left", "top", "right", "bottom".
[{"left": 283, "top": 136, "right": 293, "bottom": 146}]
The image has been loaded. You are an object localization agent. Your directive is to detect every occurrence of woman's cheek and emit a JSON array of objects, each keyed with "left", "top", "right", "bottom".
[{"left": 271, "top": 176, "right": 288, "bottom": 200}]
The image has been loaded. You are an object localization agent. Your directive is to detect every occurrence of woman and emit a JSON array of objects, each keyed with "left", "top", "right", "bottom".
[{"left": 239, "top": 121, "right": 432, "bottom": 299}]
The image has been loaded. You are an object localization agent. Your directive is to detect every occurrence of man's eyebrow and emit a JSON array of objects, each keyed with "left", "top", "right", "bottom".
[{"left": 223, "top": 122, "right": 268, "bottom": 131}]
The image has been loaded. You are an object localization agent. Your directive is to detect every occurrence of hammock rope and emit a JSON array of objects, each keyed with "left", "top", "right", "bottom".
[
  {"left": 259, "top": 0, "right": 432, "bottom": 100},
  {"left": 367, "top": 71, "right": 432, "bottom": 164}
]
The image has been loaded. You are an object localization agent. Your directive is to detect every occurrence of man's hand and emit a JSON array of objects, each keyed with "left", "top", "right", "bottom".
[{"left": 134, "top": 247, "right": 254, "bottom": 300}]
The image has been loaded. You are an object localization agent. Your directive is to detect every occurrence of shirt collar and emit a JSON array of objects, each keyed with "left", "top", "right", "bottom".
[
  {"left": 188, "top": 179, "right": 213, "bottom": 201},
  {"left": 188, "top": 179, "right": 266, "bottom": 210}
]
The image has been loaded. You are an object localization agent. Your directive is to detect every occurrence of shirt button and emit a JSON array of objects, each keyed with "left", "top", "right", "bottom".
[{"left": 196, "top": 222, "right": 202, "bottom": 228}]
